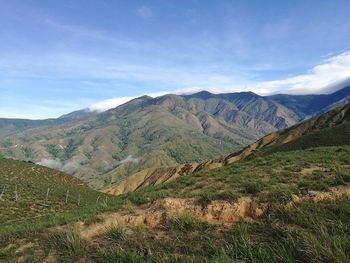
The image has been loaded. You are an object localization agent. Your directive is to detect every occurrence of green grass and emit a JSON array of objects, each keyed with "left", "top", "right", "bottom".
[
  {"left": 51, "top": 228, "right": 86, "bottom": 262},
  {"left": 169, "top": 212, "right": 209, "bottom": 232},
  {"left": 88, "top": 197, "right": 350, "bottom": 263},
  {"left": 0, "top": 158, "right": 109, "bottom": 224},
  {"left": 123, "top": 145, "right": 350, "bottom": 206},
  {"left": 105, "top": 225, "right": 128, "bottom": 240},
  {"left": 1, "top": 145, "right": 350, "bottom": 261},
  {"left": 0, "top": 158, "right": 129, "bottom": 246},
  {"left": 262, "top": 122, "right": 350, "bottom": 155}
]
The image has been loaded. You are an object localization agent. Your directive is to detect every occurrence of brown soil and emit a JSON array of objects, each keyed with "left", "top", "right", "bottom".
[{"left": 78, "top": 197, "right": 266, "bottom": 239}]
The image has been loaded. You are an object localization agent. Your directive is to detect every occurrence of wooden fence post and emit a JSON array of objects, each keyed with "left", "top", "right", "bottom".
[
  {"left": 46, "top": 188, "right": 50, "bottom": 203},
  {"left": 14, "top": 185, "right": 18, "bottom": 201},
  {"left": 0, "top": 186, "right": 5, "bottom": 200},
  {"left": 65, "top": 190, "right": 69, "bottom": 204}
]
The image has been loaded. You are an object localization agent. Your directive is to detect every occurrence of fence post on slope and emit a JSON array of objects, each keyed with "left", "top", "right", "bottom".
[
  {"left": 78, "top": 194, "right": 81, "bottom": 206},
  {"left": 0, "top": 185, "right": 5, "bottom": 200},
  {"left": 14, "top": 185, "right": 18, "bottom": 202},
  {"left": 45, "top": 188, "right": 50, "bottom": 203},
  {"left": 65, "top": 190, "right": 69, "bottom": 204}
]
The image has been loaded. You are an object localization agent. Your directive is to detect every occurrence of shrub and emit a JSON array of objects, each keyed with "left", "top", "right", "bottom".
[
  {"left": 51, "top": 229, "right": 86, "bottom": 262},
  {"left": 105, "top": 225, "right": 127, "bottom": 240},
  {"left": 170, "top": 212, "right": 209, "bottom": 232},
  {"left": 242, "top": 182, "right": 261, "bottom": 195}
]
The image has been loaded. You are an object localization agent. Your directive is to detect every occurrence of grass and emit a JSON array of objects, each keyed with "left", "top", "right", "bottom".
[
  {"left": 105, "top": 224, "right": 128, "bottom": 240},
  {"left": 169, "top": 212, "right": 209, "bottom": 232},
  {"left": 0, "top": 158, "right": 129, "bottom": 247},
  {"left": 261, "top": 122, "right": 350, "bottom": 155},
  {"left": 1, "top": 145, "right": 350, "bottom": 261},
  {"left": 123, "top": 145, "right": 350, "bottom": 206},
  {"left": 85, "top": 196, "right": 350, "bottom": 262},
  {"left": 0, "top": 158, "right": 113, "bottom": 224},
  {"left": 51, "top": 228, "right": 86, "bottom": 262}
]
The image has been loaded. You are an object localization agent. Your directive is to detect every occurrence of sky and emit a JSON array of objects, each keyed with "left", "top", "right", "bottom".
[{"left": 1, "top": 0, "right": 350, "bottom": 119}]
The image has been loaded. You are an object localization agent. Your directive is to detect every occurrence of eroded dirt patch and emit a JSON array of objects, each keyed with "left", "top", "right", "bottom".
[{"left": 78, "top": 197, "right": 267, "bottom": 239}]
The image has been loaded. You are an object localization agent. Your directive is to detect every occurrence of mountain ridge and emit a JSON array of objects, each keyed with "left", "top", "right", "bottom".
[
  {"left": 103, "top": 103, "right": 350, "bottom": 195},
  {"left": 1, "top": 87, "right": 350, "bottom": 188}
]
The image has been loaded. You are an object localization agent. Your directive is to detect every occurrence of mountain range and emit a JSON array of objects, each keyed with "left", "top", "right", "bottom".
[
  {"left": 103, "top": 102, "right": 350, "bottom": 195},
  {"left": 0, "top": 86, "right": 349, "bottom": 188},
  {"left": 1, "top": 97, "right": 350, "bottom": 262}
]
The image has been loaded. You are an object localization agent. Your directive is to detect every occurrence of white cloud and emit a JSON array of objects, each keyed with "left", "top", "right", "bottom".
[
  {"left": 87, "top": 91, "right": 170, "bottom": 112},
  {"left": 255, "top": 51, "right": 350, "bottom": 95},
  {"left": 88, "top": 96, "right": 137, "bottom": 112},
  {"left": 37, "top": 158, "right": 87, "bottom": 174},
  {"left": 84, "top": 51, "right": 350, "bottom": 112},
  {"left": 116, "top": 155, "right": 139, "bottom": 165}
]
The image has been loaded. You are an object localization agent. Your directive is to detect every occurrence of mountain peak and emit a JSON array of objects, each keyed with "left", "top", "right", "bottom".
[{"left": 182, "top": 90, "right": 214, "bottom": 100}]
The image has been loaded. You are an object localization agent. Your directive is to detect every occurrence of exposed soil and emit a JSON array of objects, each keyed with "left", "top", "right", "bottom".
[{"left": 78, "top": 196, "right": 267, "bottom": 239}]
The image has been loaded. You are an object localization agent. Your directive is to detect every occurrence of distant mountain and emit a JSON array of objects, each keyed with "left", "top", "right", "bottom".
[
  {"left": 104, "top": 102, "right": 350, "bottom": 195},
  {"left": 59, "top": 108, "right": 98, "bottom": 120},
  {"left": 0, "top": 91, "right": 298, "bottom": 188},
  {"left": 1, "top": 86, "right": 350, "bottom": 189},
  {"left": 0, "top": 118, "right": 70, "bottom": 139},
  {"left": 0, "top": 109, "right": 98, "bottom": 139},
  {"left": 268, "top": 85, "right": 350, "bottom": 118}
]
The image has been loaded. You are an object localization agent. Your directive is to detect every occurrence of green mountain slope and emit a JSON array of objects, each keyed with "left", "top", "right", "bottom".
[
  {"left": 104, "top": 103, "right": 350, "bottom": 195},
  {"left": 224, "top": 102, "right": 350, "bottom": 162},
  {"left": 1, "top": 87, "right": 349, "bottom": 189},
  {"left": 269, "top": 85, "right": 350, "bottom": 117},
  {"left": 0, "top": 92, "right": 299, "bottom": 188}
]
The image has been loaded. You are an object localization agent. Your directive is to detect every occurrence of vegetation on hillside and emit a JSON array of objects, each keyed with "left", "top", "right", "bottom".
[
  {"left": 0, "top": 91, "right": 307, "bottom": 189},
  {"left": 0, "top": 159, "right": 121, "bottom": 239},
  {"left": 1, "top": 144, "right": 349, "bottom": 262}
]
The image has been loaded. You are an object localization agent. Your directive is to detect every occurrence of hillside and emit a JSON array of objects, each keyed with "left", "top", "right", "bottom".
[
  {"left": 1, "top": 104, "right": 350, "bottom": 262},
  {"left": 1, "top": 145, "right": 350, "bottom": 262},
  {"left": 1, "top": 87, "right": 349, "bottom": 189},
  {"left": 0, "top": 92, "right": 299, "bottom": 188},
  {"left": 104, "top": 103, "right": 350, "bottom": 195},
  {"left": 0, "top": 158, "right": 111, "bottom": 227}
]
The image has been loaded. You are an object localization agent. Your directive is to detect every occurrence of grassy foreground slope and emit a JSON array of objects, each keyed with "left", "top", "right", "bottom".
[
  {"left": 94, "top": 145, "right": 350, "bottom": 262},
  {"left": 0, "top": 159, "right": 121, "bottom": 239},
  {"left": 1, "top": 105, "right": 350, "bottom": 262},
  {"left": 1, "top": 145, "right": 350, "bottom": 262}
]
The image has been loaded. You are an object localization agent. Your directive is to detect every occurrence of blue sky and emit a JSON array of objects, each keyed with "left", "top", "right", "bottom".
[{"left": 1, "top": 0, "right": 350, "bottom": 119}]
